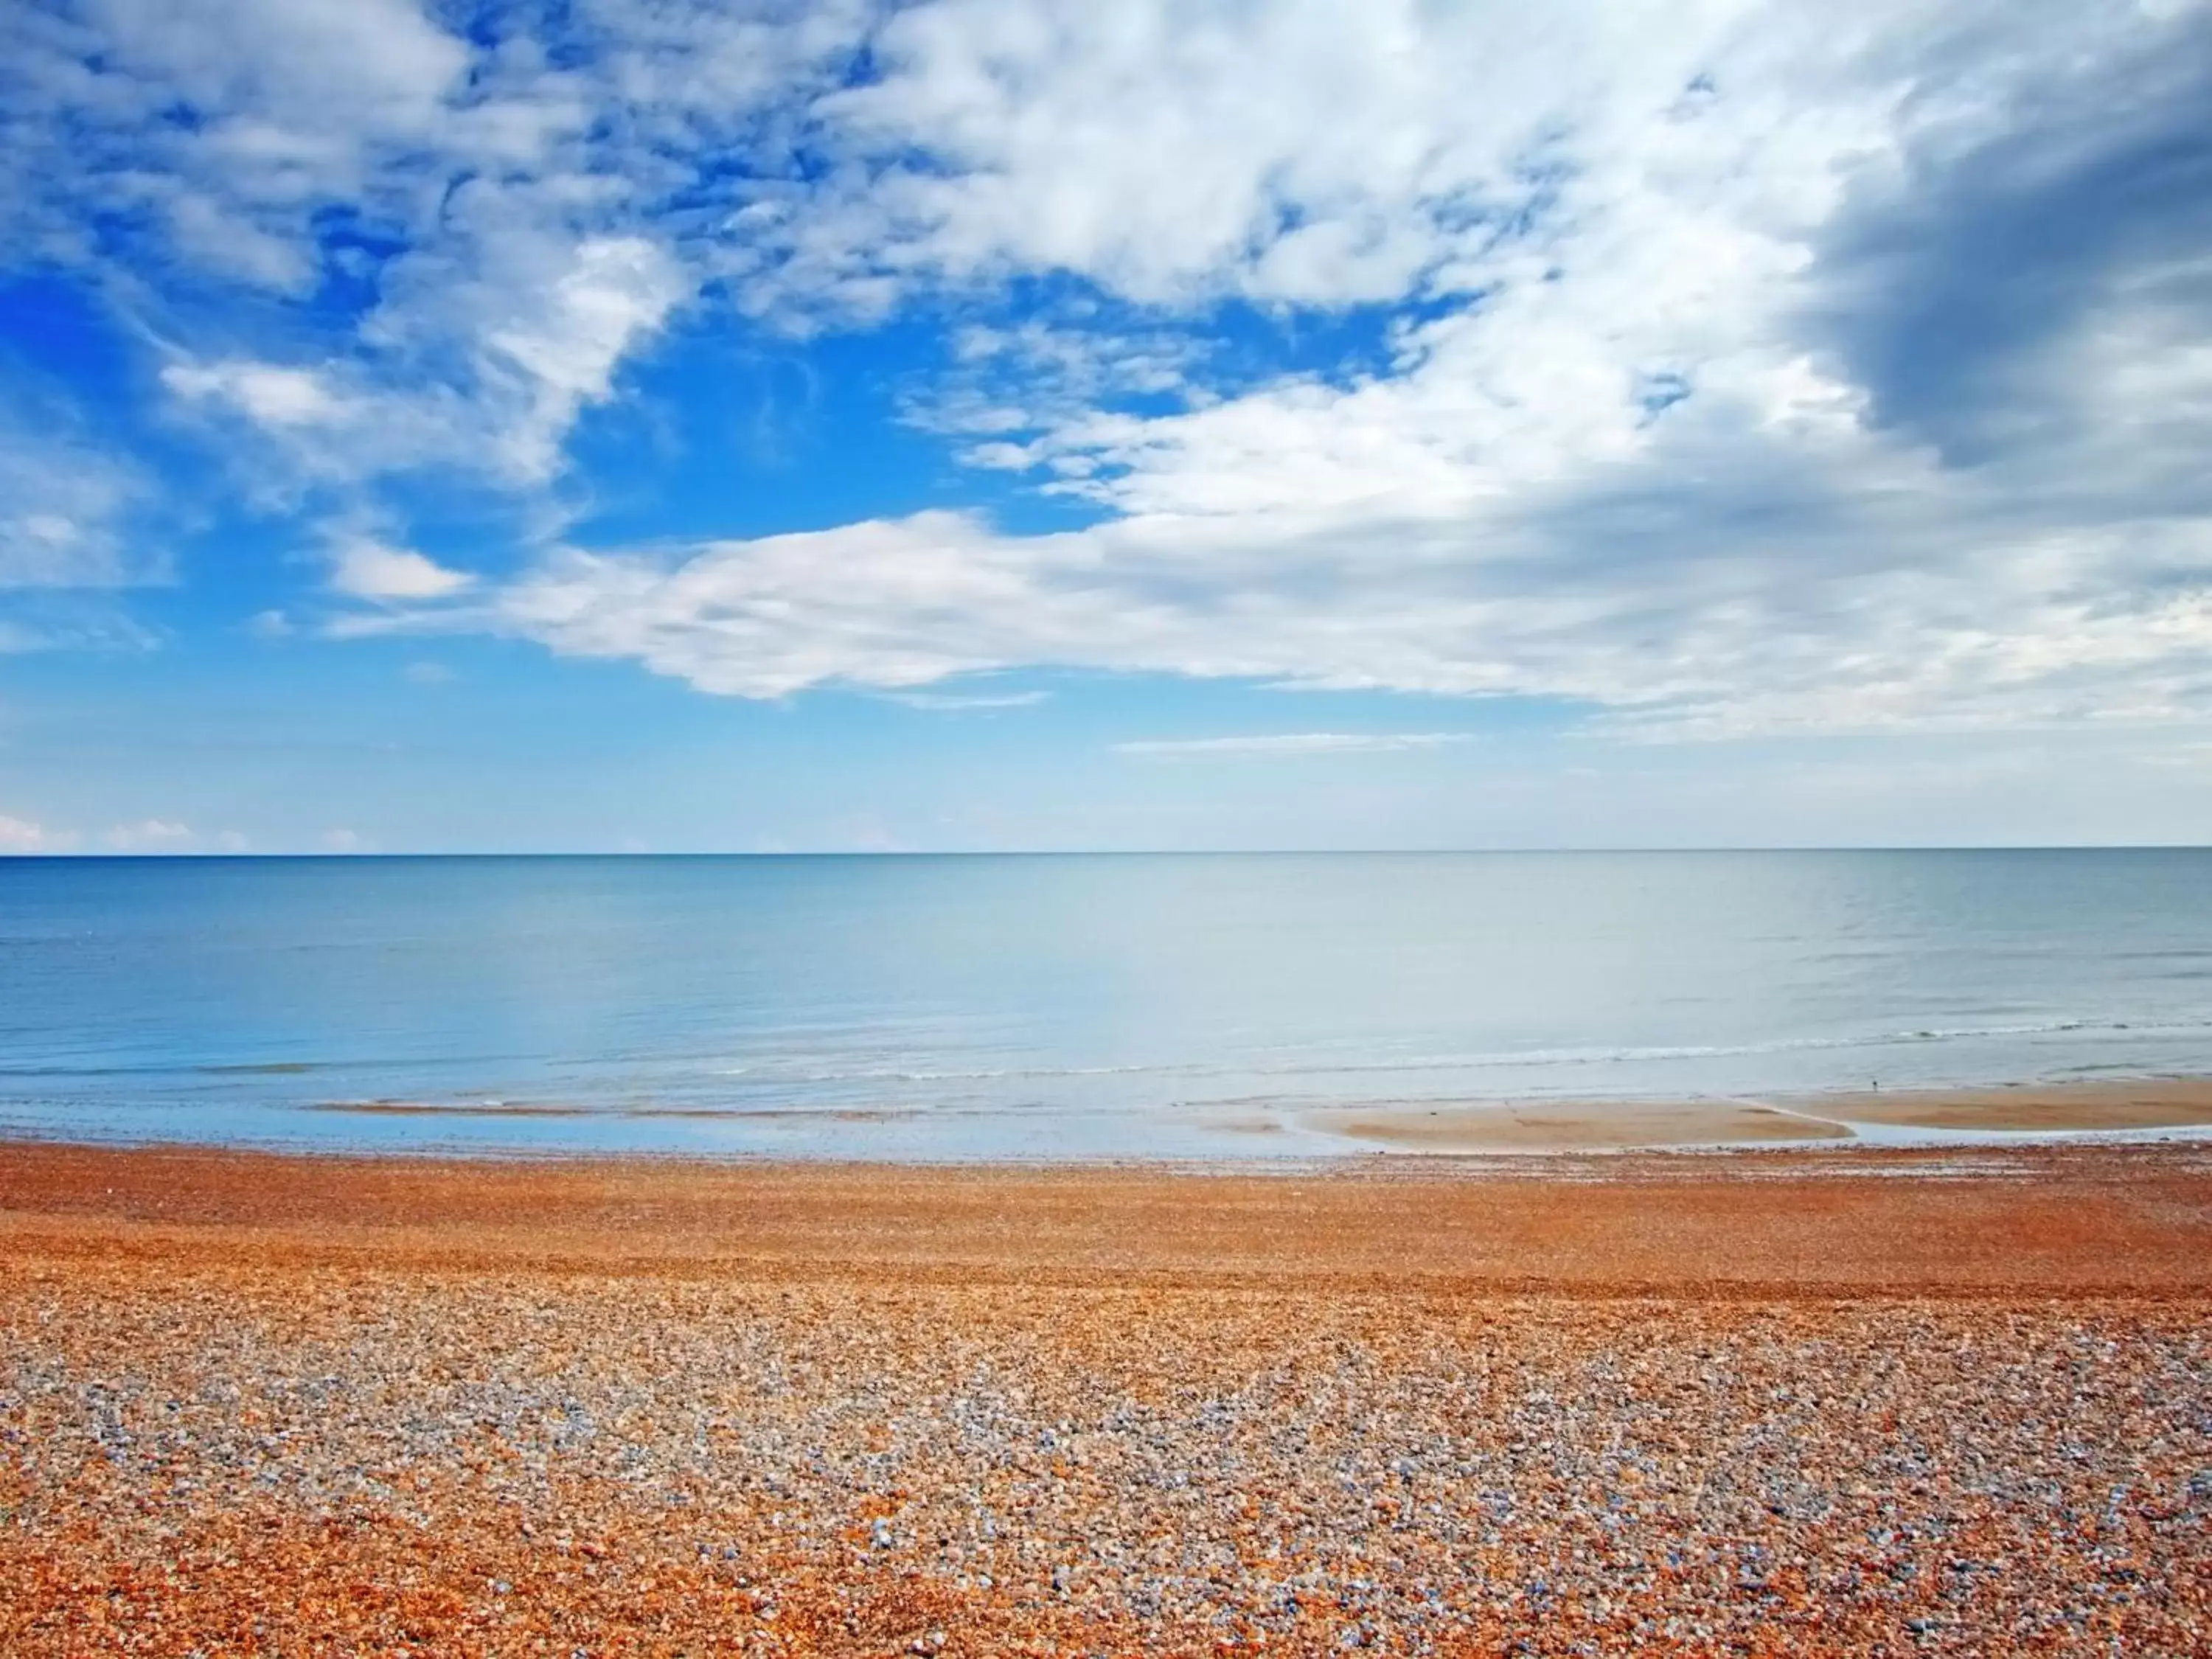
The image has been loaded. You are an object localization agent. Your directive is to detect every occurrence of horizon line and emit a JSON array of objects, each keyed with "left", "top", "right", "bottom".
[{"left": 5, "top": 845, "right": 2211, "bottom": 860}]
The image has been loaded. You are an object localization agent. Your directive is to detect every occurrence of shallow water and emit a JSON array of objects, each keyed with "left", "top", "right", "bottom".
[{"left": 3, "top": 851, "right": 2210, "bottom": 1157}]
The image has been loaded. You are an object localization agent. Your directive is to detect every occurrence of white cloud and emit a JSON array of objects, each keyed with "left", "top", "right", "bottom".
[
  {"left": 6, "top": 0, "right": 757, "bottom": 493},
  {"left": 164, "top": 190, "right": 319, "bottom": 290},
  {"left": 94, "top": 0, "right": 467, "bottom": 141},
  {"left": 0, "top": 813, "right": 74, "bottom": 854},
  {"left": 156, "top": 236, "right": 687, "bottom": 487},
  {"left": 800, "top": 0, "right": 1749, "bottom": 308},
  {"left": 0, "top": 397, "right": 158, "bottom": 591},
  {"left": 330, "top": 538, "right": 473, "bottom": 602},
  {"left": 1116, "top": 733, "right": 1472, "bottom": 757},
  {"left": 465, "top": 512, "right": 1054, "bottom": 695},
  {"left": 0, "top": 507, "right": 112, "bottom": 588},
  {"left": 477, "top": 235, "right": 690, "bottom": 480},
  {"left": 419, "top": 0, "right": 2212, "bottom": 737},
  {"left": 12, "top": 0, "right": 2212, "bottom": 743},
  {"left": 390, "top": 469, "right": 2211, "bottom": 737},
  {"left": 0, "top": 0, "right": 1891, "bottom": 507},
  {"left": 163, "top": 362, "right": 346, "bottom": 427}
]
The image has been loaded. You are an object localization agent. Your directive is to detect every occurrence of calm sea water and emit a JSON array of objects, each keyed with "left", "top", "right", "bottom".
[{"left": 2, "top": 852, "right": 2209, "bottom": 1158}]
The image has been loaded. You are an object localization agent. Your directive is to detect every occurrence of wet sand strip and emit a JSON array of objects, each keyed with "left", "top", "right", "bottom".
[
  {"left": 1303, "top": 1076, "right": 2212, "bottom": 1151},
  {"left": 1812, "top": 1076, "right": 2212, "bottom": 1132},
  {"left": 296, "top": 1076, "right": 2212, "bottom": 1152},
  {"left": 1304, "top": 1097, "right": 1852, "bottom": 1151}
]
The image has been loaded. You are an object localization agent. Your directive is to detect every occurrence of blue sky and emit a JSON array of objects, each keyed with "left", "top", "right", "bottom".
[{"left": 3, "top": 0, "right": 2211, "bottom": 852}]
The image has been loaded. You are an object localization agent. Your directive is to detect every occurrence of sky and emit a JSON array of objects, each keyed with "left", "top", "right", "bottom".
[{"left": 2, "top": 0, "right": 2211, "bottom": 852}]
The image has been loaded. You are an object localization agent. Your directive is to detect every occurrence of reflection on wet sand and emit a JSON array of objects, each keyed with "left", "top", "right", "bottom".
[{"left": 1306, "top": 1098, "right": 1852, "bottom": 1151}]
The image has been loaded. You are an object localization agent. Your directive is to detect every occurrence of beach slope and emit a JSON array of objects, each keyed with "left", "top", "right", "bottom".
[{"left": 4, "top": 1140, "right": 2210, "bottom": 1654}]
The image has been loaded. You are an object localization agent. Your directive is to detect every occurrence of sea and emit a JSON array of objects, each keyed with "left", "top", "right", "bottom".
[{"left": 2, "top": 850, "right": 2209, "bottom": 1158}]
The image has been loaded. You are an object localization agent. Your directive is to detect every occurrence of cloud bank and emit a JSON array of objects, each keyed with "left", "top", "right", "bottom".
[{"left": 6, "top": 0, "right": 2211, "bottom": 737}]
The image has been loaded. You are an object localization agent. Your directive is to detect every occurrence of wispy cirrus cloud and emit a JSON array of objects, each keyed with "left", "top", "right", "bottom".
[
  {"left": 0, "top": 380, "right": 170, "bottom": 655},
  {"left": 1116, "top": 733, "right": 1473, "bottom": 757},
  {"left": 0, "top": 394, "right": 159, "bottom": 592},
  {"left": 880, "top": 687, "right": 1051, "bottom": 711}
]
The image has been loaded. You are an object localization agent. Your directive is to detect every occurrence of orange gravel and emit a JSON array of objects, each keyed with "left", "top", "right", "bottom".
[{"left": 4, "top": 1140, "right": 2211, "bottom": 1655}]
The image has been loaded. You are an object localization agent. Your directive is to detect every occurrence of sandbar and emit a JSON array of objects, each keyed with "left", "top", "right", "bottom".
[
  {"left": 1814, "top": 1075, "right": 2212, "bottom": 1132},
  {"left": 1305, "top": 1077, "right": 2212, "bottom": 1151},
  {"left": 1306, "top": 1096, "right": 1851, "bottom": 1151}
]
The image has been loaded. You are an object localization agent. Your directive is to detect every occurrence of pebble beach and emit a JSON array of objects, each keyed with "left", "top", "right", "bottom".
[{"left": 4, "top": 1140, "right": 2211, "bottom": 1655}]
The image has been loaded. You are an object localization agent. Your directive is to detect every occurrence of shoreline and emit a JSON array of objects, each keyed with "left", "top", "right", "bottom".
[{"left": 16, "top": 1073, "right": 2212, "bottom": 1164}]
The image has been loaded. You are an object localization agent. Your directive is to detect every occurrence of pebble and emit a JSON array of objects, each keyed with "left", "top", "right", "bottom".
[{"left": 3, "top": 1143, "right": 2211, "bottom": 1653}]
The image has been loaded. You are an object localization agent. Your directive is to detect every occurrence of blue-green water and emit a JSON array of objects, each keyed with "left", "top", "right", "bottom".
[{"left": 3, "top": 852, "right": 2209, "bottom": 1158}]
